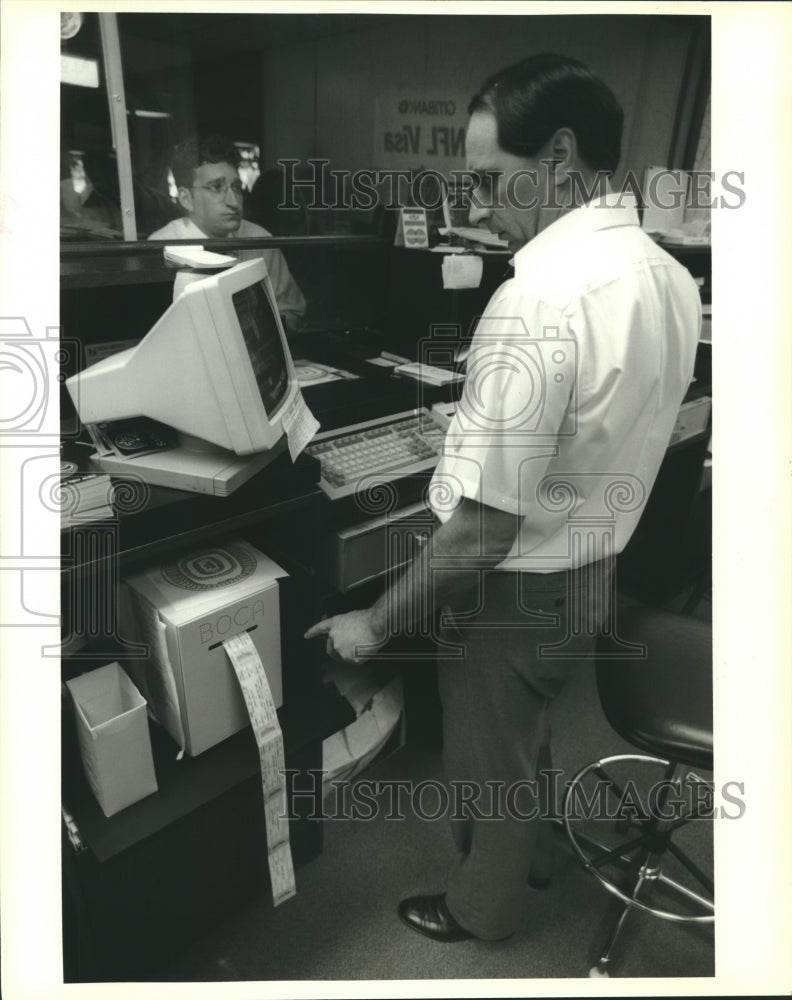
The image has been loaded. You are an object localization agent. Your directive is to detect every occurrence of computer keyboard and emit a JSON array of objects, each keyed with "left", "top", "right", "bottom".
[{"left": 306, "top": 408, "right": 448, "bottom": 500}]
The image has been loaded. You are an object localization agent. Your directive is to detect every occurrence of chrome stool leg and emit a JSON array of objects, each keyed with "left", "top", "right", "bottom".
[{"left": 591, "top": 855, "right": 654, "bottom": 978}]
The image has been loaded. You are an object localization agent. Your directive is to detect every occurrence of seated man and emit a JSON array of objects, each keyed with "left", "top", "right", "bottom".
[{"left": 149, "top": 135, "right": 307, "bottom": 332}]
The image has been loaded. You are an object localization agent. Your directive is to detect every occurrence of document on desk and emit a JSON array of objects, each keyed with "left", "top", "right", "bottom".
[
  {"left": 223, "top": 631, "right": 296, "bottom": 906},
  {"left": 365, "top": 352, "right": 409, "bottom": 368},
  {"left": 280, "top": 391, "right": 320, "bottom": 463},
  {"left": 393, "top": 362, "right": 465, "bottom": 386},
  {"left": 294, "top": 359, "right": 360, "bottom": 386}
]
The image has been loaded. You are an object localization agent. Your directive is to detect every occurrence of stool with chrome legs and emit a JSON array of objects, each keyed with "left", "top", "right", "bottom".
[{"left": 562, "top": 604, "right": 713, "bottom": 978}]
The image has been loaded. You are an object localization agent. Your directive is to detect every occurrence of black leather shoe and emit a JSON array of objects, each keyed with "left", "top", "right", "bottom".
[{"left": 397, "top": 893, "right": 474, "bottom": 942}]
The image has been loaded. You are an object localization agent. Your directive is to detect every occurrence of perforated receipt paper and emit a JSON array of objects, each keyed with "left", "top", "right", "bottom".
[
  {"left": 223, "top": 632, "right": 296, "bottom": 906},
  {"left": 281, "top": 391, "right": 320, "bottom": 462}
]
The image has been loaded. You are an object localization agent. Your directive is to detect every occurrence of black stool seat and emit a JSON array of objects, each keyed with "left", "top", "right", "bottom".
[{"left": 596, "top": 606, "right": 712, "bottom": 771}]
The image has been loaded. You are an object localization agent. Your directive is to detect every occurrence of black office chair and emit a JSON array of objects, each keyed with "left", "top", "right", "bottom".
[{"left": 562, "top": 604, "right": 714, "bottom": 977}]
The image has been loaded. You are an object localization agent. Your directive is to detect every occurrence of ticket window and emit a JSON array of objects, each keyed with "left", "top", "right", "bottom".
[{"left": 59, "top": 12, "right": 394, "bottom": 245}]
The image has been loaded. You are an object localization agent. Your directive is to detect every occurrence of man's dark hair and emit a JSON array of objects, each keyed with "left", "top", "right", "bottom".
[
  {"left": 171, "top": 135, "right": 241, "bottom": 189},
  {"left": 468, "top": 54, "right": 623, "bottom": 174}
]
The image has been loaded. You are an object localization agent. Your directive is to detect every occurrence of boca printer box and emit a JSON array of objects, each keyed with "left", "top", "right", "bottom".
[{"left": 122, "top": 539, "right": 287, "bottom": 756}]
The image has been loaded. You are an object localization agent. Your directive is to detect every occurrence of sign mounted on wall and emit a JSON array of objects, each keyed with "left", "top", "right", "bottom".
[{"left": 375, "top": 93, "right": 468, "bottom": 172}]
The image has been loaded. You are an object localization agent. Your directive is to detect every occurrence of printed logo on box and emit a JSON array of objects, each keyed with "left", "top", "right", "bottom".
[
  {"left": 162, "top": 543, "right": 257, "bottom": 591},
  {"left": 198, "top": 599, "right": 273, "bottom": 645}
]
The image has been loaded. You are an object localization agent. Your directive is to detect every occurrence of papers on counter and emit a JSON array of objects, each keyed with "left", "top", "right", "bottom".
[
  {"left": 364, "top": 351, "right": 410, "bottom": 369},
  {"left": 393, "top": 362, "right": 464, "bottom": 386},
  {"left": 293, "top": 359, "right": 360, "bottom": 386}
]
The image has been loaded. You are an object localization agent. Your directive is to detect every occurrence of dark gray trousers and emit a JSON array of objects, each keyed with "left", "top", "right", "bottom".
[{"left": 437, "top": 563, "right": 611, "bottom": 940}]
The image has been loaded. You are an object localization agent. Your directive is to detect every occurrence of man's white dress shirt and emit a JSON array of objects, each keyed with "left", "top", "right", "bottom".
[{"left": 429, "top": 195, "right": 702, "bottom": 572}]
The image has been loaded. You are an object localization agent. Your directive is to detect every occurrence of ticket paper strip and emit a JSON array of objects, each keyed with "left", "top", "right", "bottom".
[{"left": 222, "top": 632, "right": 296, "bottom": 906}]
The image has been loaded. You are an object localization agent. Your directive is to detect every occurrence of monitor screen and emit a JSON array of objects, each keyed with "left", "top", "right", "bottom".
[{"left": 233, "top": 281, "right": 289, "bottom": 416}]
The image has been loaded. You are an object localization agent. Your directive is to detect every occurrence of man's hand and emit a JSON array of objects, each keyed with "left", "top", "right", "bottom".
[
  {"left": 304, "top": 498, "right": 519, "bottom": 665},
  {"left": 304, "top": 608, "right": 387, "bottom": 665}
]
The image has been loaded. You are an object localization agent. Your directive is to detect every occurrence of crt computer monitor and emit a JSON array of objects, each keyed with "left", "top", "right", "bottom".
[{"left": 67, "top": 258, "right": 299, "bottom": 457}]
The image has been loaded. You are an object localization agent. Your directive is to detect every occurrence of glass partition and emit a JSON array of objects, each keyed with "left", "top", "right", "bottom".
[
  {"left": 113, "top": 13, "right": 390, "bottom": 241},
  {"left": 61, "top": 11, "right": 711, "bottom": 249},
  {"left": 60, "top": 237, "right": 392, "bottom": 347},
  {"left": 60, "top": 13, "right": 124, "bottom": 241}
]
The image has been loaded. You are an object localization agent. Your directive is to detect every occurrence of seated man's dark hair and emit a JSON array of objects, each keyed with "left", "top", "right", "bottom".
[
  {"left": 468, "top": 54, "right": 624, "bottom": 174},
  {"left": 171, "top": 135, "right": 241, "bottom": 190}
]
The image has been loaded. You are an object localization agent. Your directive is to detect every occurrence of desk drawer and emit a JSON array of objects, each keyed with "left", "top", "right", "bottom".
[{"left": 330, "top": 501, "right": 434, "bottom": 592}]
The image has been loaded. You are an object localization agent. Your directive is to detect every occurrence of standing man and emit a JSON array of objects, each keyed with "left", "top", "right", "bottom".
[
  {"left": 306, "top": 54, "right": 701, "bottom": 942},
  {"left": 149, "top": 135, "right": 306, "bottom": 332}
]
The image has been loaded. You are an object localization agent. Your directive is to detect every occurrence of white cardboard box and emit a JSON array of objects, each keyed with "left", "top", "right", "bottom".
[
  {"left": 122, "top": 539, "right": 287, "bottom": 757},
  {"left": 66, "top": 662, "right": 158, "bottom": 818}
]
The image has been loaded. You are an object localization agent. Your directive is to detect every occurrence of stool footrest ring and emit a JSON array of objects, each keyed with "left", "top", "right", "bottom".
[{"left": 562, "top": 754, "right": 714, "bottom": 925}]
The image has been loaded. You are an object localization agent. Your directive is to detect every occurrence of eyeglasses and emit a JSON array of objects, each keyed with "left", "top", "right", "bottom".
[{"left": 191, "top": 177, "right": 245, "bottom": 198}]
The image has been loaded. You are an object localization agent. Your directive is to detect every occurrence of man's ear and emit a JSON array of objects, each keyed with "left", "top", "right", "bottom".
[
  {"left": 177, "top": 187, "right": 193, "bottom": 213},
  {"left": 546, "top": 127, "right": 577, "bottom": 181}
]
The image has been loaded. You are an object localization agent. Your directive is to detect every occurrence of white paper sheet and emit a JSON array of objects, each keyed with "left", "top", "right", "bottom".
[
  {"left": 393, "top": 362, "right": 464, "bottom": 386},
  {"left": 280, "top": 391, "right": 320, "bottom": 462},
  {"left": 441, "top": 253, "right": 484, "bottom": 289},
  {"left": 324, "top": 660, "right": 383, "bottom": 714},
  {"left": 321, "top": 675, "right": 403, "bottom": 791},
  {"left": 364, "top": 356, "right": 399, "bottom": 368}
]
